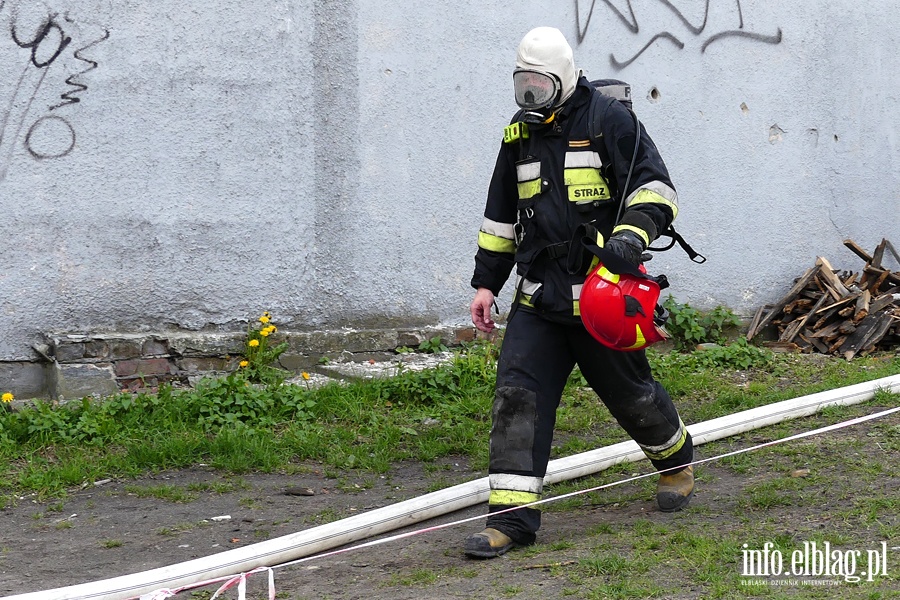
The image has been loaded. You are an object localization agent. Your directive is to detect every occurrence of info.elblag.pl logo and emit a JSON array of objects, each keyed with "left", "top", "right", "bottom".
[{"left": 741, "top": 541, "right": 890, "bottom": 585}]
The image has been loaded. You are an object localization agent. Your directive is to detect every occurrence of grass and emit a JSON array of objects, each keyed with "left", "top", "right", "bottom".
[{"left": 0, "top": 339, "right": 898, "bottom": 598}]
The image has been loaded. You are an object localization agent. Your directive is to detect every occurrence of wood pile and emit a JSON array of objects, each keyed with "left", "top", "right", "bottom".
[{"left": 746, "top": 238, "right": 900, "bottom": 360}]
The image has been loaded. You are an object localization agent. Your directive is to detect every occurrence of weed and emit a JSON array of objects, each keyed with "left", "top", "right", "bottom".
[
  {"left": 418, "top": 336, "right": 448, "bottom": 354},
  {"left": 237, "top": 311, "right": 289, "bottom": 385},
  {"left": 662, "top": 296, "right": 742, "bottom": 350},
  {"left": 101, "top": 539, "right": 123, "bottom": 548}
]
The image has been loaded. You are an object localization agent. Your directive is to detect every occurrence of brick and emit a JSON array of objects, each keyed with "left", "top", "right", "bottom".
[
  {"left": 142, "top": 338, "right": 170, "bottom": 357},
  {"left": 52, "top": 363, "right": 119, "bottom": 400},
  {"left": 114, "top": 358, "right": 173, "bottom": 378}
]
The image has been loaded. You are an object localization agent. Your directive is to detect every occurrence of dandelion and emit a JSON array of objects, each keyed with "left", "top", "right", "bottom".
[
  {"left": 249, "top": 339, "right": 260, "bottom": 347},
  {"left": 267, "top": 325, "right": 277, "bottom": 333},
  {"left": 259, "top": 315, "right": 270, "bottom": 324},
  {"left": 260, "top": 329, "right": 270, "bottom": 337},
  {"left": 301, "top": 372, "right": 310, "bottom": 380},
  {"left": 239, "top": 360, "right": 249, "bottom": 368},
  {"left": 1, "top": 392, "right": 12, "bottom": 403}
]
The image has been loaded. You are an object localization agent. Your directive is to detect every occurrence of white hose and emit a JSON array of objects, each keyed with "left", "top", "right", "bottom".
[{"left": 5, "top": 373, "right": 899, "bottom": 600}]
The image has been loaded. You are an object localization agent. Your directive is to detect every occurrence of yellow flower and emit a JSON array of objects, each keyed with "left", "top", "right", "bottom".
[
  {"left": 263, "top": 311, "right": 271, "bottom": 317},
  {"left": 239, "top": 360, "right": 249, "bottom": 368},
  {"left": 260, "top": 329, "right": 270, "bottom": 337},
  {"left": 1, "top": 392, "right": 12, "bottom": 403},
  {"left": 267, "top": 325, "right": 277, "bottom": 333},
  {"left": 248, "top": 339, "right": 260, "bottom": 347},
  {"left": 301, "top": 372, "right": 310, "bottom": 380},
  {"left": 259, "top": 316, "right": 270, "bottom": 324}
]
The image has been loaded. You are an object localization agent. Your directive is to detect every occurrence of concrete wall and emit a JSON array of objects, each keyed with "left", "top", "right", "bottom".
[{"left": 0, "top": 1, "right": 898, "bottom": 372}]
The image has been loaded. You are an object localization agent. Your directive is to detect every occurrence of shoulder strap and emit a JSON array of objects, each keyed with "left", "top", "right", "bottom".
[
  {"left": 649, "top": 226, "right": 708, "bottom": 264},
  {"left": 587, "top": 90, "right": 641, "bottom": 223}
]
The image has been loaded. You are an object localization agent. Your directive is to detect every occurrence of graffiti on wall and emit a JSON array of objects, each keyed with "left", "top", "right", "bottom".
[
  {"left": 575, "top": 0, "right": 782, "bottom": 69},
  {"left": 0, "top": 0, "right": 108, "bottom": 180}
]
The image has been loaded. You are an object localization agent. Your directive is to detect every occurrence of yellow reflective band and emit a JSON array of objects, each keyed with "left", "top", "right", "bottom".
[
  {"left": 516, "top": 293, "right": 534, "bottom": 308},
  {"left": 517, "top": 179, "right": 541, "bottom": 200},
  {"left": 573, "top": 299, "right": 580, "bottom": 316},
  {"left": 612, "top": 224, "right": 650, "bottom": 247},
  {"left": 503, "top": 121, "right": 529, "bottom": 144},
  {"left": 477, "top": 231, "right": 516, "bottom": 254},
  {"left": 628, "top": 188, "right": 679, "bottom": 219},
  {"left": 597, "top": 266, "right": 620, "bottom": 284},
  {"left": 641, "top": 422, "right": 688, "bottom": 460},
  {"left": 564, "top": 168, "right": 606, "bottom": 186},
  {"left": 489, "top": 490, "right": 541, "bottom": 506},
  {"left": 623, "top": 323, "right": 647, "bottom": 350},
  {"left": 568, "top": 139, "right": 590, "bottom": 148}
]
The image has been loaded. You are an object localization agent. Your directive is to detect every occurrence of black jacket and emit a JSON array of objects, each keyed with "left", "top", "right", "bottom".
[{"left": 471, "top": 76, "right": 678, "bottom": 322}]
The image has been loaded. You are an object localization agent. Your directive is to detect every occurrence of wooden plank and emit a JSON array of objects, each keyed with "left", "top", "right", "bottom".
[
  {"left": 782, "top": 293, "right": 829, "bottom": 343},
  {"left": 784, "top": 298, "right": 814, "bottom": 314},
  {"left": 870, "top": 292, "right": 900, "bottom": 314},
  {"left": 827, "top": 336, "right": 848, "bottom": 354},
  {"left": 872, "top": 239, "right": 887, "bottom": 269},
  {"left": 839, "top": 312, "right": 894, "bottom": 360},
  {"left": 779, "top": 319, "right": 804, "bottom": 343},
  {"left": 816, "top": 257, "right": 851, "bottom": 297},
  {"left": 815, "top": 292, "right": 861, "bottom": 315},
  {"left": 746, "top": 305, "right": 766, "bottom": 340},
  {"left": 843, "top": 239, "right": 873, "bottom": 263},
  {"left": 863, "top": 266, "right": 892, "bottom": 295},
  {"left": 808, "top": 321, "right": 843, "bottom": 339},
  {"left": 746, "top": 266, "right": 821, "bottom": 340},
  {"left": 853, "top": 289, "right": 871, "bottom": 323},
  {"left": 884, "top": 239, "right": 900, "bottom": 265},
  {"left": 803, "top": 332, "right": 830, "bottom": 353}
]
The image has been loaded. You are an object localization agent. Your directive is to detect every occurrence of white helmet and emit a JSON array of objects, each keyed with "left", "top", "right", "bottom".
[{"left": 514, "top": 27, "right": 579, "bottom": 110}]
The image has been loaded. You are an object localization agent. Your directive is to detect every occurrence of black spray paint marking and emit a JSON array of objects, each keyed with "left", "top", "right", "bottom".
[
  {"left": 0, "top": 4, "right": 108, "bottom": 179},
  {"left": 574, "top": 0, "right": 782, "bottom": 69},
  {"left": 25, "top": 114, "right": 74, "bottom": 159},
  {"left": 50, "top": 15, "right": 110, "bottom": 111}
]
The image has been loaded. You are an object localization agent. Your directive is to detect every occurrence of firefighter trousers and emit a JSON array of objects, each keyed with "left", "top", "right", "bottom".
[{"left": 485, "top": 308, "right": 693, "bottom": 545}]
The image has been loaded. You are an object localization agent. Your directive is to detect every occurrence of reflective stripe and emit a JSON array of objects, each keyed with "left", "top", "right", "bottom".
[
  {"left": 480, "top": 218, "right": 516, "bottom": 240},
  {"left": 478, "top": 231, "right": 516, "bottom": 253},
  {"left": 517, "top": 179, "right": 541, "bottom": 199},
  {"left": 516, "top": 162, "right": 541, "bottom": 182},
  {"left": 597, "top": 266, "right": 620, "bottom": 284},
  {"left": 517, "top": 294, "right": 534, "bottom": 307},
  {"left": 623, "top": 323, "right": 647, "bottom": 350},
  {"left": 612, "top": 223, "right": 650, "bottom": 247},
  {"left": 572, "top": 283, "right": 584, "bottom": 316},
  {"left": 514, "top": 275, "right": 542, "bottom": 295},
  {"left": 489, "top": 489, "right": 541, "bottom": 506},
  {"left": 639, "top": 419, "right": 688, "bottom": 460},
  {"left": 564, "top": 168, "right": 606, "bottom": 186},
  {"left": 625, "top": 183, "right": 679, "bottom": 218},
  {"left": 490, "top": 474, "right": 543, "bottom": 494},
  {"left": 564, "top": 151, "right": 603, "bottom": 169},
  {"left": 568, "top": 139, "right": 590, "bottom": 148}
]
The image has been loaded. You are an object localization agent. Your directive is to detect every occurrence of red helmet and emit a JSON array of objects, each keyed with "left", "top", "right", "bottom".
[{"left": 579, "top": 263, "right": 669, "bottom": 351}]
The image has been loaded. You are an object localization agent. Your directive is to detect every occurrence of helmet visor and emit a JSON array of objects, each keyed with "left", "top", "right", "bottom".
[{"left": 513, "top": 69, "right": 560, "bottom": 109}]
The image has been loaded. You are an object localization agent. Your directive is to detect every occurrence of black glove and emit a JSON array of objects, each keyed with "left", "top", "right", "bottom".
[{"left": 605, "top": 230, "right": 646, "bottom": 266}]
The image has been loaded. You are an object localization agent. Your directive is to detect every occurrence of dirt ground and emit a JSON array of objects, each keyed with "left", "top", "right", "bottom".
[{"left": 1, "top": 413, "right": 898, "bottom": 600}]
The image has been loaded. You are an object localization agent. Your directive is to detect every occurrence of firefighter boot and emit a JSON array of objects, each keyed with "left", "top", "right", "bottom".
[
  {"left": 464, "top": 528, "right": 517, "bottom": 558},
  {"left": 656, "top": 465, "right": 694, "bottom": 512}
]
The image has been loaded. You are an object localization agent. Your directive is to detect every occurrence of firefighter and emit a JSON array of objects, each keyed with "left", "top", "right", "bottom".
[{"left": 465, "top": 26, "right": 695, "bottom": 558}]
